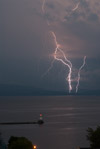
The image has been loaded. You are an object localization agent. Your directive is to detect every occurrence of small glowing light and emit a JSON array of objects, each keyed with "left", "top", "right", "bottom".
[
  {"left": 40, "top": 114, "right": 42, "bottom": 117},
  {"left": 33, "top": 145, "right": 37, "bottom": 149}
]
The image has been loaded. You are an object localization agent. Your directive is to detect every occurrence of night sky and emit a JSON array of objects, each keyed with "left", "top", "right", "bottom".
[{"left": 0, "top": 0, "right": 100, "bottom": 94}]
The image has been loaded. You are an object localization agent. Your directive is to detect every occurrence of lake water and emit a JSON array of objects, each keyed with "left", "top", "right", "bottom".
[{"left": 0, "top": 96, "right": 100, "bottom": 149}]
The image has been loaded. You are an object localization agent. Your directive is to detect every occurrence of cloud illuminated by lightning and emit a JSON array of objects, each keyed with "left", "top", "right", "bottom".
[
  {"left": 76, "top": 56, "right": 86, "bottom": 93},
  {"left": 43, "top": 31, "right": 86, "bottom": 93},
  {"left": 41, "top": 0, "right": 86, "bottom": 93}
]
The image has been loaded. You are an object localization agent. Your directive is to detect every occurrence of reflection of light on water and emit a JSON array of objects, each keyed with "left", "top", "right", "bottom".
[
  {"left": 52, "top": 107, "right": 74, "bottom": 110},
  {"left": 47, "top": 113, "right": 81, "bottom": 117},
  {"left": 46, "top": 122, "right": 81, "bottom": 124}
]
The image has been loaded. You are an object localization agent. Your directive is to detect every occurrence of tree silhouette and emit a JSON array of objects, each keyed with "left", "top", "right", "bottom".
[
  {"left": 87, "top": 126, "right": 100, "bottom": 148},
  {"left": 8, "top": 136, "right": 33, "bottom": 149}
]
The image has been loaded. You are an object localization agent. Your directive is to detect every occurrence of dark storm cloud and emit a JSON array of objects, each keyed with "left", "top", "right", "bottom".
[
  {"left": 80, "top": 0, "right": 89, "bottom": 8},
  {"left": 65, "top": 21, "right": 100, "bottom": 58},
  {"left": 44, "top": 13, "right": 55, "bottom": 22},
  {"left": 63, "top": 20, "right": 100, "bottom": 43},
  {"left": 64, "top": 11, "right": 82, "bottom": 21},
  {"left": 62, "top": 1, "right": 100, "bottom": 58},
  {"left": 46, "top": 2, "right": 55, "bottom": 9},
  {"left": 88, "top": 13, "right": 99, "bottom": 22}
]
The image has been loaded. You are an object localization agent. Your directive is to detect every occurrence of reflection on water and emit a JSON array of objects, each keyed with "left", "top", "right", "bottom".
[{"left": 0, "top": 96, "right": 100, "bottom": 149}]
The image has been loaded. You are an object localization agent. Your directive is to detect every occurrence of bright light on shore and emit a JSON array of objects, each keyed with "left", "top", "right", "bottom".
[{"left": 33, "top": 145, "right": 37, "bottom": 149}]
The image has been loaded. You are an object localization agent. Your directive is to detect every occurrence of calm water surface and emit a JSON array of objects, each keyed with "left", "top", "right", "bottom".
[{"left": 0, "top": 96, "right": 100, "bottom": 149}]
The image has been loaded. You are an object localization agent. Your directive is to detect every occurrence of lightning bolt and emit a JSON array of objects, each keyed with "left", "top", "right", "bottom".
[
  {"left": 41, "top": 59, "right": 55, "bottom": 77},
  {"left": 41, "top": 0, "right": 86, "bottom": 93},
  {"left": 63, "top": 2, "right": 80, "bottom": 22},
  {"left": 51, "top": 31, "right": 72, "bottom": 93},
  {"left": 72, "top": 2, "right": 80, "bottom": 11},
  {"left": 76, "top": 56, "right": 86, "bottom": 93},
  {"left": 42, "top": 0, "right": 46, "bottom": 14}
]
